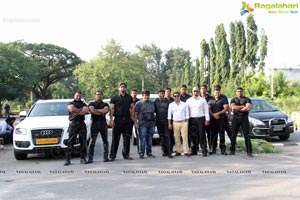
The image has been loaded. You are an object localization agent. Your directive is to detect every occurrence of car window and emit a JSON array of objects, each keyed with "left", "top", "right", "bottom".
[
  {"left": 250, "top": 99, "right": 279, "bottom": 112},
  {"left": 28, "top": 102, "right": 69, "bottom": 117}
]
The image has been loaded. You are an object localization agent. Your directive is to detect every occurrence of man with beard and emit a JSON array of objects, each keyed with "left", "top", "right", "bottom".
[
  {"left": 109, "top": 82, "right": 135, "bottom": 161},
  {"left": 64, "top": 91, "right": 90, "bottom": 166}
]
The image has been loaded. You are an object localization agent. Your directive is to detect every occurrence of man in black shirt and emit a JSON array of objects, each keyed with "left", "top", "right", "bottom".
[
  {"left": 109, "top": 82, "right": 135, "bottom": 161},
  {"left": 87, "top": 90, "right": 109, "bottom": 163},
  {"left": 208, "top": 85, "right": 229, "bottom": 155},
  {"left": 180, "top": 84, "right": 191, "bottom": 102},
  {"left": 64, "top": 91, "right": 90, "bottom": 166},
  {"left": 230, "top": 87, "right": 253, "bottom": 157},
  {"left": 154, "top": 90, "right": 173, "bottom": 158}
]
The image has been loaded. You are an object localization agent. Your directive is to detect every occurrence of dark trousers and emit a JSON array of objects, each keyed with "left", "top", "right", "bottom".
[
  {"left": 189, "top": 117, "right": 207, "bottom": 154},
  {"left": 110, "top": 119, "right": 132, "bottom": 159},
  {"left": 210, "top": 118, "right": 226, "bottom": 151},
  {"left": 88, "top": 121, "right": 109, "bottom": 160},
  {"left": 66, "top": 122, "right": 87, "bottom": 160},
  {"left": 224, "top": 115, "right": 232, "bottom": 138},
  {"left": 156, "top": 120, "right": 172, "bottom": 155},
  {"left": 231, "top": 116, "right": 252, "bottom": 153}
]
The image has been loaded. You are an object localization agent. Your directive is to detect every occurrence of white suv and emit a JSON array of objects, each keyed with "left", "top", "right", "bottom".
[{"left": 13, "top": 99, "right": 91, "bottom": 160}]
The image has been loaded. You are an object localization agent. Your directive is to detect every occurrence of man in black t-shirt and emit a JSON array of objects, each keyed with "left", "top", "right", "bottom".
[
  {"left": 64, "top": 91, "right": 90, "bottom": 166},
  {"left": 208, "top": 85, "right": 229, "bottom": 155},
  {"left": 87, "top": 90, "right": 109, "bottom": 163},
  {"left": 154, "top": 90, "right": 173, "bottom": 158},
  {"left": 109, "top": 82, "right": 135, "bottom": 161},
  {"left": 230, "top": 87, "right": 253, "bottom": 157}
]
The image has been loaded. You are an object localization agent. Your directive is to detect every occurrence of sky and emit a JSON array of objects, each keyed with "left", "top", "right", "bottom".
[{"left": 1, "top": 0, "right": 299, "bottom": 69}]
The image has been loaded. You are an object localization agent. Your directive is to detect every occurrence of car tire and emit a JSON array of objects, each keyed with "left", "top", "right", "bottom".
[
  {"left": 279, "top": 134, "right": 290, "bottom": 141},
  {"left": 14, "top": 151, "right": 28, "bottom": 160}
]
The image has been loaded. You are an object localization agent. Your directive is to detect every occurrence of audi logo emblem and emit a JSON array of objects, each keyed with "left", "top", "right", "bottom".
[{"left": 40, "top": 130, "right": 53, "bottom": 135}]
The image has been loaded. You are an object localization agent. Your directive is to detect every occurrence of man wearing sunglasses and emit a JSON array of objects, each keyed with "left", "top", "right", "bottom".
[
  {"left": 186, "top": 86, "right": 210, "bottom": 156},
  {"left": 167, "top": 92, "right": 190, "bottom": 156}
]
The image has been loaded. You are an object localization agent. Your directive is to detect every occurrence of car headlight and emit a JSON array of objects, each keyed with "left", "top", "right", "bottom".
[
  {"left": 287, "top": 117, "right": 293, "bottom": 124},
  {"left": 15, "top": 128, "right": 27, "bottom": 135},
  {"left": 249, "top": 117, "right": 265, "bottom": 126}
]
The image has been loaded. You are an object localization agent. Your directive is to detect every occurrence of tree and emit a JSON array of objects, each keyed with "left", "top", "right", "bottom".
[
  {"left": 246, "top": 14, "right": 259, "bottom": 70},
  {"left": 0, "top": 42, "right": 37, "bottom": 115},
  {"left": 214, "top": 23, "right": 230, "bottom": 85},
  {"left": 136, "top": 43, "right": 163, "bottom": 90},
  {"left": 192, "top": 58, "right": 200, "bottom": 87},
  {"left": 164, "top": 48, "right": 191, "bottom": 88},
  {"left": 209, "top": 38, "right": 217, "bottom": 87},
  {"left": 16, "top": 41, "right": 82, "bottom": 99},
  {"left": 75, "top": 39, "right": 148, "bottom": 100}
]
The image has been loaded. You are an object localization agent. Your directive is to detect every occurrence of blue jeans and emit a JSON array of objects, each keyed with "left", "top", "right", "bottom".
[{"left": 138, "top": 126, "right": 155, "bottom": 156}]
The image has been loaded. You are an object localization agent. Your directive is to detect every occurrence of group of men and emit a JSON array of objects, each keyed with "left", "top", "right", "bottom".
[{"left": 64, "top": 82, "right": 253, "bottom": 166}]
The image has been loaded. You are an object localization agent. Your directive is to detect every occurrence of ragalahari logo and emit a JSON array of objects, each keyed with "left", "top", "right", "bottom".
[{"left": 240, "top": 2, "right": 254, "bottom": 15}]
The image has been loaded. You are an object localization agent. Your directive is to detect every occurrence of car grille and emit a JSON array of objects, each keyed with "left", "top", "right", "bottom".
[
  {"left": 262, "top": 118, "right": 286, "bottom": 126},
  {"left": 31, "top": 129, "right": 63, "bottom": 145}
]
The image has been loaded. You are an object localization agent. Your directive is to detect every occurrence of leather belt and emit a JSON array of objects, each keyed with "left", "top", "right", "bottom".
[{"left": 173, "top": 120, "right": 186, "bottom": 123}]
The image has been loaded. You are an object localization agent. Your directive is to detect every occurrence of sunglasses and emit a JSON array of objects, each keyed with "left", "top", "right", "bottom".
[{"left": 173, "top": 95, "right": 179, "bottom": 97}]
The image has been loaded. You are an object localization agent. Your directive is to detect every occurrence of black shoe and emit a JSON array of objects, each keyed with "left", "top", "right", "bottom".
[
  {"left": 147, "top": 154, "right": 155, "bottom": 158},
  {"left": 221, "top": 150, "right": 228, "bottom": 155},
  {"left": 124, "top": 156, "right": 133, "bottom": 160},
  {"left": 103, "top": 158, "right": 109, "bottom": 162},
  {"left": 162, "top": 153, "right": 167, "bottom": 157},
  {"left": 80, "top": 158, "right": 88, "bottom": 164},
  {"left": 229, "top": 151, "right": 235, "bottom": 155},
  {"left": 139, "top": 154, "right": 144, "bottom": 159},
  {"left": 247, "top": 153, "right": 253, "bottom": 157},
  {"left": 64, "top": 159, "right": 71, "bottom": 166},
  {"left": 168, "top": 154, "right": 174, "bottom": 159},
  {"left": 109, "top": 157, "right": 115, "bottom": 161},
  {"left": 87, "top": 159, "right": 93, "bottom": 164},
  {"left": 190, "top": 152, "right": 197, "bottom": 156},
  {"left": 202, "top": 153, "right": 208, "bottom": 157}
]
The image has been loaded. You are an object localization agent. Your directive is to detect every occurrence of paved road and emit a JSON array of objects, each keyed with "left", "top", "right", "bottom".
[{"left": 1, "top": 124, "right": 300, "bottom": 200}]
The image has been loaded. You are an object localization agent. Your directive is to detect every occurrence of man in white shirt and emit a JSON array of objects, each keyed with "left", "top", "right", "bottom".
[
  {"left": 186, "top": 87, "right": 210, "bottom": 157},
  {"left": 167, "top": 92, "right": 189, "bottom": 156}
]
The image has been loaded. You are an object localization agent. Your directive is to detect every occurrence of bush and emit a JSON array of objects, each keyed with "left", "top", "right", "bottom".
[{"left": 235, "top": 139, "right": 279, "bottom": 154}]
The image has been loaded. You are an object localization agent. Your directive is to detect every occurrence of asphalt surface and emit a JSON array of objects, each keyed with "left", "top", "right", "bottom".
[{"left": 1, "top": 118, "right": 300, "bottom": 200}]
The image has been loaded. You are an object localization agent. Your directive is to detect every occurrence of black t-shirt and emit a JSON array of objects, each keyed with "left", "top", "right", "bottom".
[
  {"left": 230, "top": 96, "right": 252, "bottom": 118},
  {"left": 110, "top": 93, "right": 133, "bottom": 119},
  {"left": 88, "top": 101, "right": 109, "bottom": 121},
  {"left": 180, "top": 94, "right": 191, "bottom": 102},
  {"left": 203, "top": 94, "right": 213, "bottom": 103},
  {"left": 154, "top": 98, "right": 171, "bottom": 122},
  {"left": 68, "top": 100, "right": 87, "bottom": 122},
  {"left": 208, "top": 94, "right": 229, "bottom": 119}
]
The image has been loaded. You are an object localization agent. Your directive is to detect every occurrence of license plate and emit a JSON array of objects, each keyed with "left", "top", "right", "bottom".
[
  {"left": 36, "top": 138, "right": 58, "bottom": 145},
  {"left": 273, "top": 125, "right": 285, "bottom": 131}
]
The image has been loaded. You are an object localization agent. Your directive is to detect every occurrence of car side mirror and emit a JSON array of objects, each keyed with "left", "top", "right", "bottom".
[{"left": 19, "top": 111, "right": 27, "bottom": 121}]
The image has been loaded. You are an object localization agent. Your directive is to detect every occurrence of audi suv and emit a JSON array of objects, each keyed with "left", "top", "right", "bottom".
[{"left": 13, "top": 99, "right": 91, "bottom": 160}]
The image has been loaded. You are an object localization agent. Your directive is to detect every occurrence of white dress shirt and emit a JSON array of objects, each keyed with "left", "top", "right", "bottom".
[
  {"left": 167, "top": 101, "right": 189, "bottom": 121},
  {"left": 186, "top": 96, "right": 210, "bottom": 121}
]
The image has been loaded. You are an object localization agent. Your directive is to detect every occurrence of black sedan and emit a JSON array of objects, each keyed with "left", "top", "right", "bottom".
[{"left": 243, "top": 98, "right": 294, "bottom": 140}]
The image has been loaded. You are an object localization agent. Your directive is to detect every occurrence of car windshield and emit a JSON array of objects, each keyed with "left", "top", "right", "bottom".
[
  {"left": 28, "top": 102, "right": 69, "bottom": 117},
  {"left": 250, "top": 99, "right": 279, "bottom": 113}
]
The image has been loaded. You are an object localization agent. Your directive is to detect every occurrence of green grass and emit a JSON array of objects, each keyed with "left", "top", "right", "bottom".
[{"left": 226, "top": 139, "right": 279, "bottom": 154}]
